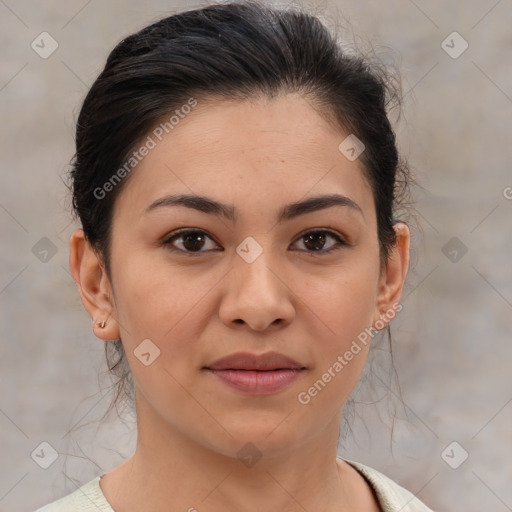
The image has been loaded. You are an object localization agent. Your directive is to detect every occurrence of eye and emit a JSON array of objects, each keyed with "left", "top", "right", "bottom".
[
  {"left": 161, "top": 228, "right": 347, "bottom": 256},
  {"left": 161, "top": 229, "right": 221, "bottom": 255},
  {"left": 291, "top": 229, "right": 347, "bottom": 255}
]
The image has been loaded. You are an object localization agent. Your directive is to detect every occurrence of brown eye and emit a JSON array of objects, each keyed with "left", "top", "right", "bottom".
[
  {"left": 161, "top": 228, "right": 346, "bottom": 257},
  {"left": 163, "top": 229, "right": 220, "bottom": 254},
  {"left": 292, "top": 230, "right": 347, "bottom": 255}
]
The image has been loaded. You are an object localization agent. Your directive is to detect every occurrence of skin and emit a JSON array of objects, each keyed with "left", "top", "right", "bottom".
[{"left": 70, "top": 92, "right": 410, "bottom": 512}]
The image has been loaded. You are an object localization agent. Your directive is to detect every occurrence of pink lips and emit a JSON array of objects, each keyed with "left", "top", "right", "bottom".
[{"left": 205, "top": 351, "right": 306, "bottom": 395}]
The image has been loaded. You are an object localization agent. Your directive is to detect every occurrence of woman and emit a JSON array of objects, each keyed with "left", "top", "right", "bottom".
[{"left": 35, "top": 1, "right": 434, "bottom": 510}]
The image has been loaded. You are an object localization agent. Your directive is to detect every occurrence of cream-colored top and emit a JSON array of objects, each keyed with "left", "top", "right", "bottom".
[{"left": 34, "top": 459, "right": 435, "bottom": 512}]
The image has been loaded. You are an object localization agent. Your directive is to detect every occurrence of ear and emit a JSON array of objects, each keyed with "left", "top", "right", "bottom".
[
  {"left": 69, "top": 229, "right": 121, "bottom": 341},
  {"left": 373, "top": 222, "right": 410, "bottom": 327}
]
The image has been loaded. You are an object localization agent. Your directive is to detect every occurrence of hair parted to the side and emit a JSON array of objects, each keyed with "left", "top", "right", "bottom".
[{"left": 67, "top": 0, "right": 415, "bottom": 425}]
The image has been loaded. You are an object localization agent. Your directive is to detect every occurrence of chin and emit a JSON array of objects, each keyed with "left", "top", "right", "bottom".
[{"left": 202, "top": 410, "right": 309, "bottom": 458}]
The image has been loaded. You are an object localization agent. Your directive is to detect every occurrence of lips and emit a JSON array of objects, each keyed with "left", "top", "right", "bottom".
[
  {"left": 204, "top": 351, "right": 306, "bottom": 395},
  {"left": 206, "top": 351, "right": 305, "bottom": 371}
]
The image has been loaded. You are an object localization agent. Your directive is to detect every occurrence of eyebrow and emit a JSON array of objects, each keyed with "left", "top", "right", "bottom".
[{"left": 144, "top": 193, "right": 364, "bottom": 223}]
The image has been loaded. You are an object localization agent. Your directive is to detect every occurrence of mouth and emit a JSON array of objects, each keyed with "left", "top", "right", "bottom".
[{"left": 204, "top": 351, "right": 307, "bottom": 395}]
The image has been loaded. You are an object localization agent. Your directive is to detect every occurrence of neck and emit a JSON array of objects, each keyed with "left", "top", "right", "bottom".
[{"left": 100, "top": 396, "right": 379, "bottom": 512}]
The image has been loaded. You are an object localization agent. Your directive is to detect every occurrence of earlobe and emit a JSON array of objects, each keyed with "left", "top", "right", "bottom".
[
  {"left": 69, "top": 229, "right": 121, "bottom": 341},
  {"left": 373, "top": 222, "right": 410, "bottom": 327}
]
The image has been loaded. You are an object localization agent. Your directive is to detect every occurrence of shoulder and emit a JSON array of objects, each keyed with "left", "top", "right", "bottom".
[
  {"left": 345, "top": 459, "right": 436, "bottom": 512},
  {"left": 33, "top": 476, "right": 115, "bottom": 512}
]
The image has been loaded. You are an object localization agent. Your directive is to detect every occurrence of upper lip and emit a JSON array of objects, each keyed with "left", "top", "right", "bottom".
[{"left": 205, "top": 351, "right": 306, "bottom": 371}]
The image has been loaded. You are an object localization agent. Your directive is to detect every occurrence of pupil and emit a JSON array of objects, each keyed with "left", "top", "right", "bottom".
[
  {"left": 183, "top": 232, "right": 204, "bottom": 251},
  {"left": 304, "top": 232, "right": 326, "bottom": 251}
]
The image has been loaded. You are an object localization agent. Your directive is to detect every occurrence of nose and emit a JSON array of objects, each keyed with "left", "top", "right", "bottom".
[{"left": 218, "top": 249, "right": 296, "bottom": 332}]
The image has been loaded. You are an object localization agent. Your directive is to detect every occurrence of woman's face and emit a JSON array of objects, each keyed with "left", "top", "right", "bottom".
[{"left": 72, "top": 92, "right": 409, "bottom": 459}]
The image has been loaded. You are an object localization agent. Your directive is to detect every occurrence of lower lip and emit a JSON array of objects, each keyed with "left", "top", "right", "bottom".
[{"left": 207, "top": 369, "right": 304, "bottom": 394}]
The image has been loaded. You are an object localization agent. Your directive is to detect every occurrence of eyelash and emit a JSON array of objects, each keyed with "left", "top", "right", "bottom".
[{"left": 160, "top": 228, "right": 348, "bottom": 257}]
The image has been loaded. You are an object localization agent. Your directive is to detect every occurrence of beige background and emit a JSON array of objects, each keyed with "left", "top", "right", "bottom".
[{"left": 1, "top": 1, "right": 511, "bottom": 511}]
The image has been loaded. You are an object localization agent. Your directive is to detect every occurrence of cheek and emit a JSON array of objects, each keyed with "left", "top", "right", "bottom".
[
  {"left": 302, "top": 261, "right": 379, "bottom": 342},
  {"left": 293, "top": 261, "right": 379, "bottom": 402},
  {"left": 109, "top": 262, "right": 217, "bottom": 424},
  {"left": 111, "top": 256, "right": 219, "bottom": 365}
]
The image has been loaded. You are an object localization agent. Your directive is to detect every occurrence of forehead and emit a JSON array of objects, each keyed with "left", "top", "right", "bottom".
[{"left": 113, "top": 93, "right": 374, "bottom": 221}]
